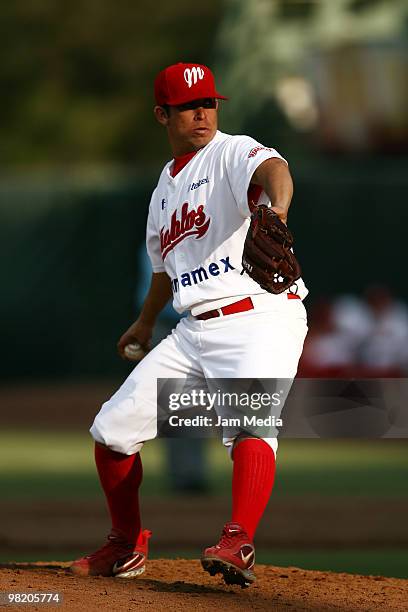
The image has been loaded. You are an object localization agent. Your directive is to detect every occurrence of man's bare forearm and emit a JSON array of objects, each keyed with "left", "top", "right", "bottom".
[
  {"left": 138, "top": 272, "right": 173, "bottom": 327},
  {"left": 251, "top": 158, "right": 294, "bottom": 223}
]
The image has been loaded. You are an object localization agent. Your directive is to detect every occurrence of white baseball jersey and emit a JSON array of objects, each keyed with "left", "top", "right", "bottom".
[
  {"left": 91, "top": 131, "right": 309, "bottom": 457},
  {"left": 146, "top": 130, "right": 308, "bottom": 316}
]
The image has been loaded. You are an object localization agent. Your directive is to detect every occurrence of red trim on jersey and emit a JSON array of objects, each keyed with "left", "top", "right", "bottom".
[
  {"left": 171, "top": 151, "right": 197, "bottom": 177},
  {"left": 247, "top": 183, "right": 263, "bottom": 212}
]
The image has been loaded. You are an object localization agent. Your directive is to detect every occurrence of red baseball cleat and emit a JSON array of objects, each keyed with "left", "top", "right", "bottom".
[
  {"left": 201, "top": 522, "right": 256, "bottom": 588},
  {"left": 70, "top": 528, "right": 152, "bottom": 578}
]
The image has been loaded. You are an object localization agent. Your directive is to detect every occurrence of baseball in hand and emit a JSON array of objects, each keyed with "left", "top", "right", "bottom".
[{"left": 123, "top": 342, "right": 146, "bottom": 361}]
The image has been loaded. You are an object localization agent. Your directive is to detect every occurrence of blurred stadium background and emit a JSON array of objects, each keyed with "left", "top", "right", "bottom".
[{"left": 1, "top": 0, "right": 407, "bottom": 578}]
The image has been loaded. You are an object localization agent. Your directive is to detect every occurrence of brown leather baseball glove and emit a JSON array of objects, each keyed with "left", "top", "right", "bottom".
[{"left": 241, "top": 205, "right": 301, "bottom": 294}]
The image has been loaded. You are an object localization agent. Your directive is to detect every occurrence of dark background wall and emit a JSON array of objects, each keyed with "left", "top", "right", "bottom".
[
  {"left": 1, "top": 0, "right": 407, "bottom": 380},
  {"left": 1, "top": 156, "right": 407, "bottom": 379}
]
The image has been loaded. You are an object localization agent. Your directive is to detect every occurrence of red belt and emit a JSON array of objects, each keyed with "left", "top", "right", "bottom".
[{"left": 196, "top": 297, "right": 254, "bottom": 320}]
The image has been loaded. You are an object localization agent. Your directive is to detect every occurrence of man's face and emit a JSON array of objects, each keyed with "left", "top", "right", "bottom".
[{"left": 155, "top": 98, "right": 218, "bottom": 156}]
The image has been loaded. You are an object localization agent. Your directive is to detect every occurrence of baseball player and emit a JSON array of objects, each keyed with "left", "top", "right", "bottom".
[{"left": 70, "top": 62, "right": 308, "bottom": 587}]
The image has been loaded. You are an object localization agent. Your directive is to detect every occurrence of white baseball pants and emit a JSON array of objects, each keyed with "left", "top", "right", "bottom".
[{"left": 90, "top": 293, "right": 308, "bottom": 456}]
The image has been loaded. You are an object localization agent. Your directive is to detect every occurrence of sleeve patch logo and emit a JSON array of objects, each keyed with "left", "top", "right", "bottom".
[{"left": 248, "top": 146, "right": 274, "bottom": 158}]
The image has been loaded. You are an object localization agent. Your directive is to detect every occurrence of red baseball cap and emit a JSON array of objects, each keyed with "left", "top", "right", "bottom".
[{"left": 154, "top": 63, "right": 228, "bottom": 106}]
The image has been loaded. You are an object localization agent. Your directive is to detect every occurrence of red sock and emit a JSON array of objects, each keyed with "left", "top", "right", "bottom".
[
  {"left": 231, "top": 438, "right": 276, "bottom": 540},
  {"left": 94, "top": 443, "right": 143, "bottom": 547}
]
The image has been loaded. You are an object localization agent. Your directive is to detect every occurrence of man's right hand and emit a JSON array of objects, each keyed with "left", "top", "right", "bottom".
[
  {"left": 117, "top": 318, "right": 153, "bottom": 360},
  {"left": 118, "top": 271, "right": 172, "bottom": 361}
]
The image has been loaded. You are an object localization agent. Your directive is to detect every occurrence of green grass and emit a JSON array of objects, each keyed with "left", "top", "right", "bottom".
[
  {"left": 1, "top": 433, "right": 406, "bottom": 579},
  {"left": 161, "top": 548, "right": 408, "bottom": 579},
  {"left": 255, "top": 548, "right": 408, "bottom": 579},
  {"left": 0, "top": 432, "right": 406, "bottom": 498},
  {"left": 1, "top": 549, "right": 406, "bottom": 580}
]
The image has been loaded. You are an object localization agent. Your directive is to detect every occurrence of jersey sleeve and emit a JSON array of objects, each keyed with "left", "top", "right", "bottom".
[
  {"left": 146, "top": 194, "right": 165, "bottom": 273},
  {"left": 224, "top": 135, "right": 287, "bottom": 217}
]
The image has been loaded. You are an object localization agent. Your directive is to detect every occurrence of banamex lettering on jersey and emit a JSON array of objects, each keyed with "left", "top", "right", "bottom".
[
  {"left": 160, "top": 202, "right": 210, "bottom": 259},
  {"left": 171, "top": 256, "right": 235, "bottom": 294}
]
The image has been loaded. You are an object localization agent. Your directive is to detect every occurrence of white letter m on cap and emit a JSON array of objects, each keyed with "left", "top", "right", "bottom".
[{"left": 184, "top": 67, "right": 205, "bottom": 88}]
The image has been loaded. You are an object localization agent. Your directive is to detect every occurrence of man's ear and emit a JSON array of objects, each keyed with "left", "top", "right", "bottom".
[{"left": 154, "top": 105, "right": 169, "bottom": 126}]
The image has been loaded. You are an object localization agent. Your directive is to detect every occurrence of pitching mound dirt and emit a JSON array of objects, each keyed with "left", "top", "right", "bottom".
[{"left": 1, "top": 560, "right": 407, "bottom": 611}]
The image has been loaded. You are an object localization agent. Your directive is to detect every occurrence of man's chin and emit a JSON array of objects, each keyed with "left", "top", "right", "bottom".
[{"left": 190, "top": 132, "right": 216, "bottom": 150}]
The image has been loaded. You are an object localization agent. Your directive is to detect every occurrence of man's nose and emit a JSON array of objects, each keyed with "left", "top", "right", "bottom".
[{"left": 194, "top": 107, "right": 206, "bottom": 119}]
